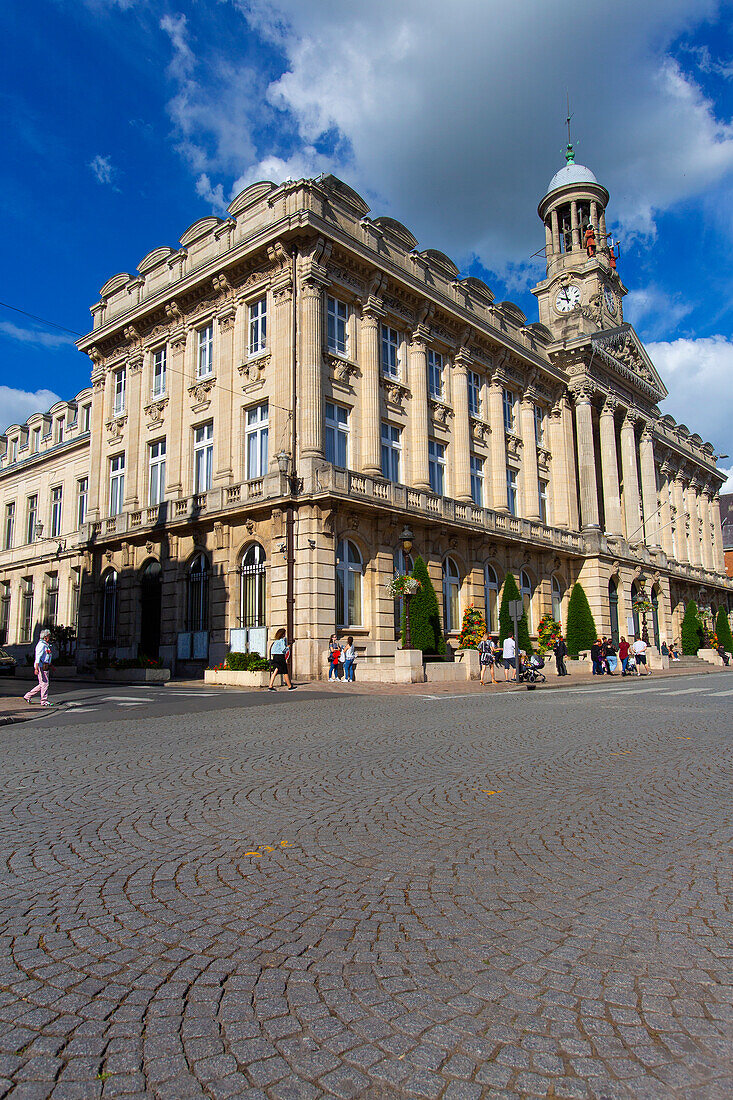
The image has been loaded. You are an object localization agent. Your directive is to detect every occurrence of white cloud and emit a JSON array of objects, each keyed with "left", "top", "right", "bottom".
[
  {"left": 0, "top": 321, "right": 75, "bottom": 349},
  {"left": 624, "top": 286, "right": 693, "bottom": 340},
  {"left": 88, "top": 154, "right": 117, "bottom": 187},
  {"left": 718, "top": 466, "right": 733, "bottom": 494},
  {"left": 0, "top": 388, "right": 62, "bottom": 433},
  {"left": 650, "top": 335, "right": 733, "bottom": 453}
]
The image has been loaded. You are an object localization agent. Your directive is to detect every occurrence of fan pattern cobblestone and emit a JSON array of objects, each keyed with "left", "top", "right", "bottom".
[{"left": 1, "top": 690, "right": 732, "bottom": 1099}]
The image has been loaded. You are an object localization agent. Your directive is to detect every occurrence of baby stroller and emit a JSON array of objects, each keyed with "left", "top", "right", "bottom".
[{"left": 518, "top": 654, "right": 547, "bottom": 684}]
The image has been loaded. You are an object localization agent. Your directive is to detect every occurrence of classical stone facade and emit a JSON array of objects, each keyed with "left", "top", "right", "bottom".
[{"left": 1, "top": 158, "right": 731, "bottom": 676}]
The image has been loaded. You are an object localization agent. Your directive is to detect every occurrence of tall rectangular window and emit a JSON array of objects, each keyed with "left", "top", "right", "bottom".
[
  {"left": 0, "top": 582, "right": 10, "bottom": 645},
  {"left": 9, "top": 439, "right": 17, "bottom": 463},
  {"left": 246, "top": 404, "right": 268, "bottom": 479},
  {"left": 56, "top": 417, "right": 65, "bottom": 444},
  {"left": 539, "top": 479, "right": 549, "bottom": 524},
  {"left": 20, "top": 578, "right": 33, "bottom": 643},
  {"left": 428, "top": 440, "right": 445, "bottom": 496},
  {"left": 506, "top": 467, "right": 518, "bottom": 516},
  {"left": 149, "top": 440, "right": 167, "bottom": 506},
  {"left": 428, "top": 350, "right": 443, "bottom": 400},
  {"left": 109, "top": 454, "right": 125, "bottom": 516},
  {"left": 50, "top": 487, "right": 63, "bottom": 538},
  {"left": 113, "top": 368, "right": 126, "bottom": 415},
  {"left": 327, "top": 297, "right": 349, "bottom": 356},
  {"left": 468, "top": 371, "right": 481, "bottom": 417},
  {"left": 26, "top": 495, "right": 38, "bottom": 544},
  {"left": 470, "top": 455, "right": 484, "bottom": 507},
  {"left": 325, "top": 402, "right": 349, "bottom": 468},
  {"left": 4, "top": 503, "right": 15, "bottom": 550},
  {"left": 194, "top": 423, "right": 214, "bottom": 493},
  {"left": 381, "top": 325, "right": 400, "bottom": 379},
  {"left": 81, "top": 405, "right": 91, "bottom": 433},
  {"left": 249, "top": 296, "right": 267, "bottom": 356},
  {"left": 503, "top": 388, "right": 515, "bottom": 433},
  {"left": 32, "top": 427, "right": 41, "bottom": 452},
  {"left": 77, "top": 478, "right": 88, "bottom": 527},
  {"left": 197, "top": 324, "right": 214, "bottom": 378},
  {"left": 45, "top": 573, "right": 59, "bottom": 628},
  {"left": 534, "top": 405, "right": 545, "bottom": 447},
  {"left": 152, "top": 347, "right": 167, "bottom": 397},
  {"left": 381, "top": 422, "right": 401, "bottom": 482}
]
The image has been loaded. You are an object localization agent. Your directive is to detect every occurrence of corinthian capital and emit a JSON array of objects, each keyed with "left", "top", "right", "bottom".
[{"left": 569, "top": 381, "right": 596, "bottom": 405}]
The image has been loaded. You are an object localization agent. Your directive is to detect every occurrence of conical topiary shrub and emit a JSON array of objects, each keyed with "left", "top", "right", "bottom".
[
  {"left": 402, "top": 556, "right": 446, "bottom": 656},
  {"left": 716, "top": 606, "right": 733, "bottom": 653},
  {"left": 681, "top": 600, "right": 703, "bottom": 655},
  {"left": 498, "top": 572, "right": 533, "bottom": 654},
  {"left": 457, "top": 605, "right": 486, "bottom": 649},
  {"left": 565, "top": 582, "right": 597, "bottom": 657}
]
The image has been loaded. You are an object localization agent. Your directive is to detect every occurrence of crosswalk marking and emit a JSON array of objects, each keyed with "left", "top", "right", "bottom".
[
  {"left": 708, "top": 689, "right": 733, "bottom": 697},
  {"left": 658, "top": 687, "right": 710, "bottom": 696}
]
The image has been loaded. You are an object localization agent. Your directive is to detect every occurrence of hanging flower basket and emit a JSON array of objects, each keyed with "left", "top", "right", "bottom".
[{"left": 387, "top": 575, "right": 421, "bottom": 599}]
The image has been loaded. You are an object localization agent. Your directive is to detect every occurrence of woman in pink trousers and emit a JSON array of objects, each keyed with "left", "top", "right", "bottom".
[{"left": 23, "top": 629, "right": 54, "bottom": 707}]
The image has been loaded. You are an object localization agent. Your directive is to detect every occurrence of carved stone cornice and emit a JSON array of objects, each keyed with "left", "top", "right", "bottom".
[
  {"left": 361, "top": 295, "right": 386, "bottom": 323},
  {"left": 411, "top": 322, "right": 432, "bottom": 346}
]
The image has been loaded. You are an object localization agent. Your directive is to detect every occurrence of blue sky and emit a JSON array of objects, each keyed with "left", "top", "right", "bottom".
[{"left": 2, "top": 0, "right": 733, "bottom": 481}]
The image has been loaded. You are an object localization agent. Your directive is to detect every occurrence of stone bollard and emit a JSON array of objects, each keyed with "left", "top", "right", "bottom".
[
  {"left": 395, "top": 649, "right": 426, "bottom": 683},
  {"left": 456, "top": 648, "right": 480, "bottom": 680}
]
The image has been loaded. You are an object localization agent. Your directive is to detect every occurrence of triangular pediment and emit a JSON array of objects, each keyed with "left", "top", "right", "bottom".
[{"left": 590, "top": 324, "right": 668, "bottom": 401}]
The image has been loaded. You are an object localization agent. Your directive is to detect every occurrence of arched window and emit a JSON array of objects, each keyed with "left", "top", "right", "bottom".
[
  {"left": 551, "top": 575, "right": 564, "bottom": 624},
  {"left": 519, "top": 569, "right": 534, "bottom": 633},
  {"left": 101, "top": 570, "right": 117, "bottom": 643},
  {"left": 240, "top": 544, "right": 266, "bottom": 628},
  {"left": 484, "top": 564, "right": 499, "bottom": 634},
  {"left": 187, "top": 554, "right": 209, "bottom": 633},
  {"left": 393, "top": 548, "right": 414, "bottom": 636},
  {"left": 608, "top": 578, "right": 619, "bottom": 643},
  {"left": 442, "top": 556, "right": 460, "bottom": 634},
  {"left": 336, "top": 540, "right": 363, "bottom": 628}
]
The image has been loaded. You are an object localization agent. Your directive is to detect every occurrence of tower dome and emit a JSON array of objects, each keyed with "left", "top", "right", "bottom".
[{"left": 546, "top": 145, "right": 598, "bottom": 196}]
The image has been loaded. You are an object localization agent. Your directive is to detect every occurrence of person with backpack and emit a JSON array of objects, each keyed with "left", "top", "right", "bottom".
[
  {"left": 478, "top": 632, "right": 497, "bottom": 685},
  {"left": 23, "top": 629, "right": 54, "bottom": 707},
  {"left": 327, "top": 634, "right": 341, "bottom": 680}
]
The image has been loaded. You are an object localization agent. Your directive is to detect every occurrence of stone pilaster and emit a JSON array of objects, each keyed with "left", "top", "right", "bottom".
[
  {"left": 359, "top": 298, "right": 385, "bottom": 476},
  {"left": 487, "top": 373, "right": 509, "bottom": 512},
  {"left": 269, "top": 264, "right": 294, "bottom": 475},
  {"left": 561, "top": 394, "right": 580, "bottom": 530},
  {"left": 407, "top": 327, "right": 431, "bottom": 491},
  {"left": 659, "top": 462, "right": 675, "bottom": 559},
  {"left": 123, "top": 352, "right": 143, "bottom": 507},
  {"left": 620, "top": 412, "right": 642, "bottom": 541},
  {"left": 672, "top": 474, "right": 689, "bottom": 563},
  {"left": 214, "top": 300, "right": 236, "bottom": 483},
  {"left": 519, "top": 387, "right": 541, "bottom": 521},
  {"left": 699, "top": 489, "right": 714, "bottom": 570},
  {"left": 87, "top": 369, "right": 107, "bottom": 521},
  {"left": 598, "top": 396, "right": 623, "bottom": 536},
  {"left": 711, "top": 493, "right": 725, "bottom": 573},
  {"left": 571, "top": 385, "right": 599, "bottom": 529},
  {"left": 166, "top": 329, "right": 187, "bottom": 498},
  {"left": 298, "top": 261, "right": 329, "bottom": 461},
  {"left": 685, "top": 480, "right": 702, "bottom": 567},
  {"left": 548, "top": 399, "right": 569, "bottom": 528},
  {"left": 639, "top": 429, "right": 660, "bottom": 548},
  {"left": 452, "top": 351, "right": 473, "bottom": 502}
]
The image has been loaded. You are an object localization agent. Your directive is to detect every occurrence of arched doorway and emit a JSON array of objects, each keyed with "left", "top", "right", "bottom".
[
  {"left": 239, "top": 543, "right": 267, "bottom": 654},
  {"left": 608, "top": 578, "right": 619, "bottom": 644},
  {"left": 442, "top": 556, "right": 461, "bottom": 634},
  {"left": 140, "top": 561, "right": 162, "bottom": 659}
]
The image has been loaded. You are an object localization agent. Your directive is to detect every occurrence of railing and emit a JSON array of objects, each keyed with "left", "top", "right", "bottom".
[
  {"left": 225, "top": 485, "right": 241, "bottom": 504},
  {"left": 246, "top": 479, "right": 263, "bottom": 499}
]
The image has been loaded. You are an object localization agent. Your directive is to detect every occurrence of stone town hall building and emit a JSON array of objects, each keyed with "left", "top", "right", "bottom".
[{"left": 1, "top": 153, "right": 731, "bottom": 677}]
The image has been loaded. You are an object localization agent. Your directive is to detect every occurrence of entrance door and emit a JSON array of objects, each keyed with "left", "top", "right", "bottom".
[
  {"left": 609, "top": 579, "right": 619, "bottom": 644},
  {"left": 140, "top": 561, "right": 162, "bottom": 659}
]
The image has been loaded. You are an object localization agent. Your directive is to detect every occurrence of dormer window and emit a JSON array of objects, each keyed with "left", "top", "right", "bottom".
[{"left": 56, "top": 417, "right": 65, "bottom": 444}]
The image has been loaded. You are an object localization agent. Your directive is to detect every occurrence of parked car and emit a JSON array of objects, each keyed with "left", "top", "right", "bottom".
[{"left": 0, "top": 650, "right": 16, "bottom": 676}]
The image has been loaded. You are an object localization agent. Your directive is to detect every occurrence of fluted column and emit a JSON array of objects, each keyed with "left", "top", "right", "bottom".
[
  {"left": 572, "top": 386, "right": 600, "bottom": 529},
  {"left": 407, "top": 327, "right": 430, "bottom": 490},
  {"left": 487, "top": 374, "right": 509, "bottom": 512},
  {"left": 166, "top": 330, "right": 188, "bottom": 497},
  {"left": 299, "top": 271, "right": 327, "bottom": 459},
  {"left": 639, "top": 429, "right": 660, "bottom": 548},
  {"left": 550, "top": 210, "right": 560, "bottom": 255},
  {"left": 685, "top": 480, "right": 702, "bottom": 567},
  {"left": 359, "top": 299, "right": 384, "bottom": 476},
  {"left": 659, "top": 462, "right": 675, "bottom": 559},
  {"left": 452, "top": 352, "right": 473, "bottom": 502},
  {"left": 711, "top": 493, "right": 725, "bottom": 573},
  {"left": 123, "top": 353, "right": 143, "bottom": 507},
  {"left": 672, "top": 474, "right": 689, "bottom": 563},
  {"left": 598, "top": 397, "right": 623, "bottom": 536},
  {"left": 571, "top": 201, "right": 580, "bottom": 250},
  {"left": 519, "top": 388, "right": 541, "bottom": 521},
  {"left": 548, "top": 400, "right": 569, "bottom": 528},
  {"left": 561, "top": 395, "right": 580, "bottom": 529},
  {"left": 268, "top": 266, "right": 294, "bottom": 474},
  {"left": 699, "top": 489, "right": 714, "bottom": 570},
  {"left": 214, "top": 305, "right": 236, "bottom": 483},
  {"left": 86, "top": 369, "right": 107, "bottom": 522},
  {"left": 620, "top": 412, "right": 642, "bottom": 541}
]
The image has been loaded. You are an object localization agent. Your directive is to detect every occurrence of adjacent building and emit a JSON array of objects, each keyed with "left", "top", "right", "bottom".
[{"left": 1, "top": 152, "right": 731, "bottom": 676}]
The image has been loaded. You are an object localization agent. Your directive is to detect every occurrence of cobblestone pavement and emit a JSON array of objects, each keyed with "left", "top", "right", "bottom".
[{"left": 1, "top": 674, "right": 732, "bottom": 1099}]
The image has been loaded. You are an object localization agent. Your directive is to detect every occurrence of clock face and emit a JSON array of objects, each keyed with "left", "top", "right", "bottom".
[
  {"left": 603, "top": 287, "right": 616, "bottom": 314},
  {"left": 555, "top": 285, "right": 581, "bottom": 313}
]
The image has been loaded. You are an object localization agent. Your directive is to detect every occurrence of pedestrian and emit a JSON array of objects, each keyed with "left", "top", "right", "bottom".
[
  {"left": 632, "top": 635, "right": 649, "bottom": 676},
  {"left": 660, "top": 639, "right": 669, "bottom": 658},
  {"left": 605, "top": 637, "right": 617, "bottom": 675},
  {"left": 478, "top": 632, "right": 497, "bottom": 685},
  {"left": 268, "top": 628, "right": 295, "bottom": 690},
  {"left": 716, "top": 642, "right": 730, "bottom": 667},
  {"left": 23, "top": 629, "right": 54, "bottom": 707},
  {"left": 591, "top": 638, "right": 603, "bottom": 675},
  {"left": 553, "top": 634, "right": 568, "bottom": 676},
  {"left": 618, "top": 636, "right": 630, "bottom": 676},
  {"left": 327, "top": 633, "right": 340, "bottom": 679},
  {"left": 342, "top": 636, "right": 356, "bottom": 681},
  {"left": 502, "top": 634, "right": 516, "bottom": 681}
]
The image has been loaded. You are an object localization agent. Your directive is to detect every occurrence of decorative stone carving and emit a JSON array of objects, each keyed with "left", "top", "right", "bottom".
[
  {"left": 380, "top": 377, "right": 409, "bottom": 409},
  {"left": 429, "top": 399, "right": 453, "bottom": 425},
  {"left": 505, "top": 433, "right": 523, "bottom": 458},
  {"left": 244, "top": 518, "right": 255, "bottom": 534},
  {"left": 188, "top": 380, "right": 215, "bottom": 412},
  {"left": 325, "top": 353, "right": 359, "bottom": 384},
  {"left": 145, "top": 540, "right": 154, "bottom": 553},
  {"left": 470, "top": 417, "right": 491, "bottom": 443},
  {"left": 238, "top": 355, "right": 270, "bottom": 386},
  {"left": 144, "top": 398, "right": 168, "bottom": 428},
  {"left": 106, "top": 416, "right": 126, "bottom": 441}
]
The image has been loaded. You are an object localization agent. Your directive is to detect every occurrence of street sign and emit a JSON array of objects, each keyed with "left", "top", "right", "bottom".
[{"left": 508, "top": 599, "right": 523, "bottom": 622}]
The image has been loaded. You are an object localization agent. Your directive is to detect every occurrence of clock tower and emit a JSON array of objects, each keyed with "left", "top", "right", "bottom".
[{"left": 532, "top": 145, "right": 627, "bottom": 340}]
